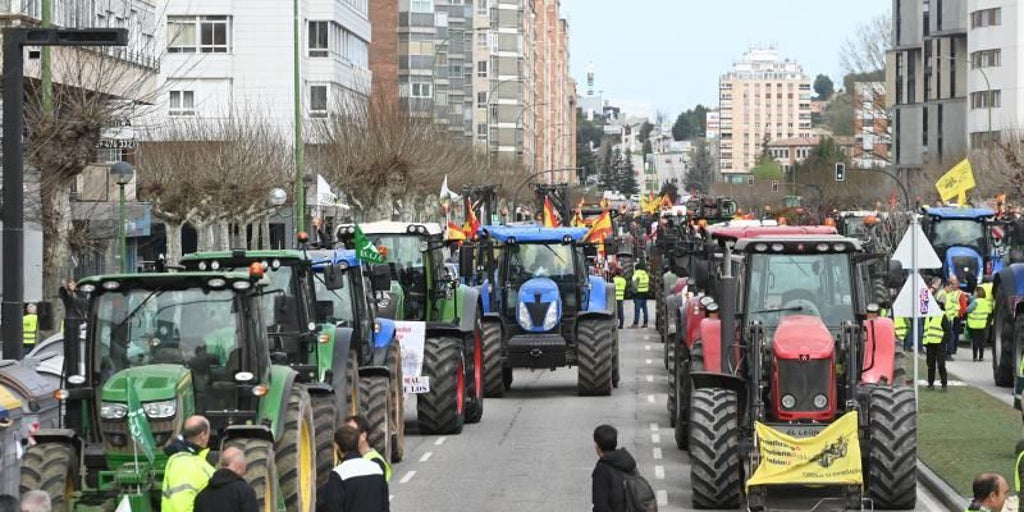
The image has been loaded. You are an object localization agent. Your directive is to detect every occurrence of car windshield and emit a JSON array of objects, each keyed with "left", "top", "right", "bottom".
[
  {"left": 746, "top": 253, "right": 854, "bottom": 329},
  {"left": 93, "top": 288, "right": 240, "bottom": 377},
  {"left": 506, "top": 243, "right": 575, "bottom": 281},
  {"left": 931, "top": 219, "right": 986, "bottom": 253},
  {"left": 313, "top": 271, "right": 355, "bottom": 323}
]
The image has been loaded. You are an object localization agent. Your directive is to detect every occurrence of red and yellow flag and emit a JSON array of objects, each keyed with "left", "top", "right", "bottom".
[
  {"left": 543, "top": 196, "right": 559, "bottom": 227},
  {"left": 659, "top": 194, "right": 673, "bottom": 209},
  {"left": 446, "top": 220, "right": 467, "bottom": 241},
  {"left": 463, "top": 198, "right": 481, "bottom": 238},
  {"left": 583, "top": 210, "right": 613, "bottom": 243}
]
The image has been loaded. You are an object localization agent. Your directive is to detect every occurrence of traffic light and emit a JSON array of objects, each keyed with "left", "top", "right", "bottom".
[{"left": 834, "top": 162, "right": 846, "bottom": 182}]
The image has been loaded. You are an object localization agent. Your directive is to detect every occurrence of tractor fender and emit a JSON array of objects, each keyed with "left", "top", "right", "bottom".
[
  {"left": 358, "top": 365, "right": 392, "bottom": 379},
  {"left": 261, "top": 365, "right": 300, "bottom": 439},
  {"left": 690, "top": 370, "right": 747, "bottom": 414},
  {"left": 860, "top": 317, "right": 897, "bottom": 385},
  {"left": 995, "top": 264, "right": 1024, "bottom": 317},
  {"left": 425, "top": 321, "right": 466, "bottom": 340},
  {"left": 222, "top": 424, "right": 275, "bottom": 444},
  {"left": 304, "top": 382, "right": 333, "bottom": 396},
  {"left": 481, "top": 280, "right": 492, "bottom": 314},
  {"left": 584, "top": 276, "right": 613, "bottom": 314},
  {"left": 373, "top": 318, "right": 396, "bottom": 349},
  {"left": 330, "top": 327, "right": 356, "bottom": 394},
  {"left": 30, "top": 429, "right": 83, "bottom": 454},
  {"left": 455, "top": 286, "right": 482, "bottom": 333},
  {"left": 697, "top": 318, "right": 723, "bottom": 373},
  {"left": 682, "top": 296, "right": 706, "bottom": 351}
]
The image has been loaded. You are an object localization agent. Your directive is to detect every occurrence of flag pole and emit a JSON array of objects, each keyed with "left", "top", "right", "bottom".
[{"left": 129, "top": 376, "right": 139, "bottom": 469}]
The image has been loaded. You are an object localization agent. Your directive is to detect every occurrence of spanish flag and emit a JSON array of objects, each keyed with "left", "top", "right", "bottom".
[
  {"left": 543, "top": 196, "right": 559, "bottom": 227},
  {"left": 463, "top": 198, "right": 481, "bottom": 238},
  {"left": 446, "top": 220, "right": 467, "bottom": 241},
  {"left": 659, "top": 194, "right": 673, "bottom": 209},
  {"left": 583, "top": 210, "right": 613, "bottom": 243}
]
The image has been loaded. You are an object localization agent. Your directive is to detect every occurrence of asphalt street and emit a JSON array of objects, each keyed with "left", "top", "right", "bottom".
[{"left": 389, "top": 313, "right": 947, "bottom": 511}]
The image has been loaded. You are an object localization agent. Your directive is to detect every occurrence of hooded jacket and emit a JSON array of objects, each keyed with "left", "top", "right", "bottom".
[
  {"left": 193, "top": 468, "right": 258, "bottom": 512},
  {"left": 316, "top": 452, "right": 390, "bottom": 512},
  {"left": 592, "top": 448, "right": 638, "bottom": 512}
]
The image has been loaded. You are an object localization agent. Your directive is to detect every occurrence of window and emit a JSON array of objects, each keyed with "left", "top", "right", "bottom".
[
  {"left": 971, "top": 8, "right": 1001, "bottom": 27},
  {"left": 476, "top": 0, "right": 490, "bottom": 15},
  {"left": 476, "top": 30, "right": 489, "bottom": 47},
  {"left": 411, "top": 0, "right": 433, "bottom": 13},
  {"left": 169, "top": 90, "right": 195, "bottom": 116},
  {"left": 971, "top": 90, "right": 1001, "bottom": 109},
  {"left": 971, "top": 49, "right": 1001, "bottom": 68},
  {"left": 411, "top": 83, "right": 432, "bottom": 98},
  {"left": 309, "top": 85, "right": 328, "bottom": 117},
  {"left": 477, "top": 60, "right": 488, "bottom": 78},
  {"left": 309, "top": 21, "right": 329, "bottom": 57},
  {"left": 477, "top": 123, "right": 487, "bottom": 140},
  {"left": 167, "top": 15, "right": 230, "bottom": 53},
  {"left": 477, "top": 91, "right": 487, "bottom": 108}
]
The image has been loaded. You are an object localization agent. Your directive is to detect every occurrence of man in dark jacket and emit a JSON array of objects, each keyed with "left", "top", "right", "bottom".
[
  {"left": 591, "top": 424, "right": 637, "bottom": 512},
  {"left": 317, "top": 425, "right": 390, "bottom": 512},
  {"left": 193, "top": 447, "right": 258, "bottom": 512}
]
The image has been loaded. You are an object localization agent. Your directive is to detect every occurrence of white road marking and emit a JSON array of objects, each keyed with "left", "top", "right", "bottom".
[
  {"left": 646, "top": 375, "right": 653, "bottom": 382},
  {"left": 434, "top": 437, "right": 447, "bottom": 446},
  {"left": 650, "top": 422, "right": 659, "bottom": 432},
  {"left": 656, "top": 490, "right": 668, "bottom": 506},
  {"left": 651, "top": 433, "right": 661, "bottom": 444},
  {"left": 645, "top": 335, "right": 652, "bottom": 341},
  {"left": 644, "top": 344, "right": 651, "bottom": 351},
  {"left": 645, "top": 359, "right": 652, "bottom": 365},
  {"left": 399, "top": 470, "right": 417, "bottom": 484},
  {"left": 647, "top": 394, "right": 655, "bottom": 403},
  {"left": 653, "top": 447, "right": 662, "bottom": 459},
  {"left": 655, "top": 465, "right": 665, "bottom": 480},
  {"left": 419, "top": 451, "right": 433, "bottom": 462}
]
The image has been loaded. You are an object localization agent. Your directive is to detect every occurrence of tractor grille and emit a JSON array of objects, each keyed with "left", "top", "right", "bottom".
[
  {"left": 776, "top": 359, "right": 832, "bottom": 414},
  {"left": 952, "top": 256, "right": 979, "bottom": 282},
  {"left": 102, "top": 417, "right": 175, "bottom": 453},
  {"left": 525, "top": 301, "right": 551, "bottom": 327}
]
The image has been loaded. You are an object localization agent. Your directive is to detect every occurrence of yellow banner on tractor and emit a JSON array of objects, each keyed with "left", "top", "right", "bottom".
[
  {"left": 935, "top": 158, "right": 976, "bottom": 205},
  {"left": 746, "top": 411, "right": 863, "bottom": 489}
]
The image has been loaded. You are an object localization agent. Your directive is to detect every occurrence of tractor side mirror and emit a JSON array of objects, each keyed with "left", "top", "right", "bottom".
[
  {"left": 459, "top": 245, "right": 475, "bottom": 279},
  {"left": 315, "top": 300, "right": 334, "bottom": 323},
  {"left": 273, "top": 295, "right": 297, "bottom": 326},
  {"left": 370, "top": 264, "right": 392, "bottom": 292},
  {"left": 324, "top": 264, "right": 345, "bottom": 290}
]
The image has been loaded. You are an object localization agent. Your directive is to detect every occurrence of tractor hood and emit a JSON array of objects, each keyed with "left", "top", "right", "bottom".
[
  {"left": 517, "top": 277, "right": 561, "bottom": 332},
  {"left": 772, "top": 315, "right": 835, "bottom": 360},
  {"left": 101, "top": 365, "right": 191, "bottom": 403}
]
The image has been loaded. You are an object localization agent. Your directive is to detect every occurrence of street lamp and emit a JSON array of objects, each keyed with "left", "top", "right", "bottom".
[
  {"left": 109, "top": 161, "right": 134, "bottom": 274},
  {"left": 264, "top": 188, "right": 287, "bottom": 249}
]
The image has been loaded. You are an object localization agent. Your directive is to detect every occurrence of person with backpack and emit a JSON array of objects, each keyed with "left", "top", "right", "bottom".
[{"left": 591, "top": 424, "right": 657, "bottom": 512}]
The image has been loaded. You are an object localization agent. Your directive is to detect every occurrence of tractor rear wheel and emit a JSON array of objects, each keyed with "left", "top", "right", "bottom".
[
  {"left": 310, "top": 393, "right": 338, "bottom": 488},
  {"left": 577, "top": 317, "right": 614, "bottom": 396},
  {"left": 464, "top": 328, "right": 484, "bottom": 424},
  {"left": 417, "top": 336, "right": 465, "bottom": 435},
  {"left": 667, "top": 342, "right": 676, "bottom": 424},
  {"left": 866, "top": 386, "right": 917, "bottom": 509},
  {"left": 344, "top": 349, "right": 360, "bottom": 415},
  {"left": 481, "top": 319, "right": 505, "bottom": 397},
  {"left": 360, "top": 375, "right": 393, "bottom": 463},
  {"left": 386, "top": 341, "right": 406, "bottom": 463},
  {"left": 275, "top": 385, "right": 316, "bottom": 512},
  {"left": 689, "top": 387, "right": 740, "bottom": 509},
  {"left": 20, "top": 442, "right": 76, "bottom": 511},
  {"left": 993, "top": 283, "right": 1015, "bottom": 387},
  {"left": 225, "top": 437, "right": 279, "bottom": 512}
]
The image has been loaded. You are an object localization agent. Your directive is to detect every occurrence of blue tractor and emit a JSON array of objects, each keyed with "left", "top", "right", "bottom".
[
  {"left": 473, "top": 225, "right": 619, "bottom": 396},
  {"left": 922, "top": 206, "right": 1000, "bottom": 287}
]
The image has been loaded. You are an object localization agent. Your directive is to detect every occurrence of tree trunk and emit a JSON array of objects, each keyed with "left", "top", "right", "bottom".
[
  {"left": 40, "top": 178, "right": 73, "bottom": 335},
  {"left": 194, "top": 221, "right": 213, "bottom": 251},
  {"left": 165, "top": 222, "right": 184, "bottom": 266}
]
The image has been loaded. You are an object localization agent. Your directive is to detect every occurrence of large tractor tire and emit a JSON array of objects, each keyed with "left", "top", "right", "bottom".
[
  {"left": 20, "top": 442, "right": 77, "bottom": 511},
  {"left": 577, "top": 317, "right": 614, "bottom": 396},
  {"left": 612, "top": 329, "right": 621, "bottom": 388},
  {"left": 386, "top": 341, "right": 406, "bottom": 463},
  {"left": 992, "top": 285, "right": 1016, "bottom": 387},
  {"left": 344, "top": 349, "right": 360, "bottom": 415},
  {"left": 225, "top": 437, "right": 280, "bottom": 512},
  {"left": 689, "top": 387, "right": 740, "bottom": 509},
  {"left": 275, "top": 386, "right": 316, "bottom": 512},
  {"left": 481, "top": 319, "right": 505, "bottom": 397},
  {"left": 310, "top": 393, "right": 338, "bottom": 488},
  {"left": 865, "top": 386, "right": 917, "bottom": 510},
  {"left": 667, "top": 339, "right": 676, "bottom": 424},
  {"left": 360, "top": 375, "right": 393, "bottom": 463},
  {"left": 464, "top": 329, "right": 485, "bottom": 424},
  {"left": 892, "top": 350, "right": 907, "bottom": 386},
  {"left": 417, "top": 336, "right": 466, "bottom": 435}
]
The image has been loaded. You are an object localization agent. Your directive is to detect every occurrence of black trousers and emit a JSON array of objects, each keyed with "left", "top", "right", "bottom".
[
  {"left": 971, "top": 327, "right": 988, "bottom": 361},
  {"left": 925, "top": 342, "right": 948, "bottom": 387}
]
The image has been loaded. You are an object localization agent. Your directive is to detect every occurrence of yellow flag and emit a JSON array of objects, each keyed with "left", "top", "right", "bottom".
[
  {"left": 935, "top": 158, "right": 975, "bottom": 203},
  {"left": 746, "top": 411, "right": 862, "bottom": 489}
]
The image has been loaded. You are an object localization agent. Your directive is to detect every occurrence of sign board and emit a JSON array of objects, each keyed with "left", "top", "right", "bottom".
[
  {"left": 395, "top": 321, "right": 429, "bottom": 394},
  {"left": 747, "top": 412, "right": 863, "bottom": 488},
  {"left": 892, "top": 273, "right": 943, "bottom": 318},
  {"left": 891, "top": 223, "right": 942, "bottom": 270}
]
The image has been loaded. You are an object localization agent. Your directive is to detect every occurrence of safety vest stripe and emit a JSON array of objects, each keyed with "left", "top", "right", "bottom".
[{"left": 162, "top": 483, "right": 199, "bottom": 499}]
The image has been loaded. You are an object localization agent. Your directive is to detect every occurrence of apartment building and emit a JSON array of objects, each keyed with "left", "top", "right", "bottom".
[
  {"left": 889, "top": 0, "right": 968, "bottom": 175},
  {"left": 767, "top": 136, "right": 856, "bottom": 174},
  {"left": 705, "top": 109, "right": 720, "bottom": 139},
  {"left": 966, "top": 1, "right": 1020, "bottom": 146},
  {"left": 718, "top": 48, "right": 813, "bottom": 183},
  {"left": 853, "top": 82, "right": 891, "bottom": 168},
  {"left": 532, "top": 2, "right": 574, "bottom": 183}
]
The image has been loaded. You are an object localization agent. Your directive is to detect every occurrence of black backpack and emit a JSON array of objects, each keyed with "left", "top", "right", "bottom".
[{"left": 620, "top": 468, "right": 658, "bottom": 512}]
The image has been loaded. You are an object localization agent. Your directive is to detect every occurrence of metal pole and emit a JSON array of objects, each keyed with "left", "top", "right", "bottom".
[
  {"left": 119, "top": 184, "right": 128, "bottom": 273},
  {"left": 2, "top": 31, "right": 25, "bottom": 360},
  {"left": 41, "top": 0, "right": 52, "bottom": 112},
  {"left": 293, "top": 0, "right": 306, "bottom": 236},
  {"left": 911, "top": 213, "right": 920, "bottom": 406}
]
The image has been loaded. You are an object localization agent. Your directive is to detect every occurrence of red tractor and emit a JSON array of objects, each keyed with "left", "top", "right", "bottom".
[{"left": 670, "top": 225, "right": 914, "bottom": 510}]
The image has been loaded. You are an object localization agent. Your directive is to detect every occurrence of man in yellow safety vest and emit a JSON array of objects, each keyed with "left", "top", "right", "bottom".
[
  {"left": 967, "top": 285, "right": 993, "bottom": 362},
  {"left": 22, "top": 303, "right": 38, "bottom": 356},
  {"left": 612, "top": 269, "right": 627, "bottom": 329},
  {"left": 161, "top": 415, "right": 216, "bottom": 512},
  {"left": 630, "top": 263, "right": 651, "bottom": 329},
  {"left": 923, "top": 314, "right": 948, "bottom": 390}
]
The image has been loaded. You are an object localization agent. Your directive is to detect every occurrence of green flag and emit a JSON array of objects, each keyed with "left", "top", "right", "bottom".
[
  {"left": 353, "top": 224, "right": 384, "bottom": 264},
  {"left": 125, "top": 376, "right": 157, "bottom": 463}
]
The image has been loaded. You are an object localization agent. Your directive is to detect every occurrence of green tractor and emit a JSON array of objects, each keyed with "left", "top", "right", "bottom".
[
  {"left": 20, "top": 268, "right": 318, "bottom": 511},
  {"left": 337, "top": 221, "right": 484, "bottom": 434}
]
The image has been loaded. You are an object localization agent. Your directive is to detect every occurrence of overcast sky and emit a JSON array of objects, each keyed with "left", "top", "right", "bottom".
[{"left": 561, "top": 0, "right": 892, "bottom": 119}]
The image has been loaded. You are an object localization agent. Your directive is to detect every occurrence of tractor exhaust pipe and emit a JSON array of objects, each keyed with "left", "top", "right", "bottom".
[{"left": 720, "top": 243, "right": 738, "bottom": 374}]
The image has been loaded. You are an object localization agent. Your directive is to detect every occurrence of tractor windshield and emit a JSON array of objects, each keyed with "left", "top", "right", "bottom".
[
  {"left": 505, "top": 243, "right": 576, "bottom": 282},
  {"left": 313, "top": 272, "right": 355, "bottom": 324},
  {"left": 841, "top": 217, "right": 866, "bottom": 237},
  {"left": 930, "top": 219, "right": 985, "bottom": 253},
  {"left": 746, "top": 253, "right": 854, "bottom": 330},
  {"left": 92, "top": 288, "right": 241, "bottom": 378}
]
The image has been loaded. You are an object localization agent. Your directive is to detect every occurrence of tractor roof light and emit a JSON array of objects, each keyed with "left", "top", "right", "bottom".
[
  {"left": 507, "top": 236, "right": 517, "bottom": 245},
  {"left": 562, "top": 235, "right": 573, "bottom": 245},
  {"left": 248, "top": 262, "right": 265, "bottom": 280},
  {"left": 833, "top": 243, "right": 846, "bottom": 252},
  {"left": 207, "top": 278, "right": 227, "bottom": 289},
  {"left": 754, "top": 243, "right": 768, "bottom": 252},
  {"left": 102, "top": 280, "right": 121, "bottom": 290},
  {"left": 407, "top": 225, "right": 417, "bottom": 234},
  {"left": 197, "top": 261, "right": 208, "bottom": 271},
  {"left": 816, "top": 243, "right": 830, "bottom": 252},
  {"left": 78, "top": 283, "right": 96, "bottom": 294},
  {"left": 271, "top": 259, "right": 281, "bottom": 269},
  {"left": 297, "top": 232, "right": 309, "bottom": 243},
  {"left": 210, "top": 260, "right": 221, "bottom": 270},
  {"left": 770, "top": 243, "right": 784, "bottom": 252}
]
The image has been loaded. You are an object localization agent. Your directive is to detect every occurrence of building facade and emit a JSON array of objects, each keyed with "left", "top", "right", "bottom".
[
  {"left": 532, "top": 4, "right": 574, "bottom": 183},
  {"left": 966, "top": 0, "right": 1019, "bottom": 146},
  {"left": 853, "top": 82, "right": 891, "bottom": 168},
  {"left": 718, "top": 48, "right": 813, "bottom": 183},
  {"left": 888, "top": 0, "right": 968, "bottom": 175}
]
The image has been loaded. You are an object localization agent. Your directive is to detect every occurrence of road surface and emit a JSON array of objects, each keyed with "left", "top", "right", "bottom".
[{"left": 390, "top": 322, "right": 947, "bottom": 511}]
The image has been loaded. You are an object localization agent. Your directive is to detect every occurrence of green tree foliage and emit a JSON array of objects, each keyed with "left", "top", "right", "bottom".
[
  {"left": 638, "top": 121, "right": 654, "bottom": 143},
  {"left": 813, "top": 74, "right": 834, "bottom": 101},
  {"left": 685, "top": 138, "right": 716, "bottom": 193},
  {"left": 599, "top": 147, "right": 639, "bottom": 195},
  {"left": 672, "top": 105, "right": 708, "bottom": 141},
  {"left": 822, "top": 92, "right": 854, "bottom": 136},
  {"left": 576, "top": 109, "right": 607, "bottom": 183},
  {"left": 751, "top": 159, "right": 784, "bottom": 181}
]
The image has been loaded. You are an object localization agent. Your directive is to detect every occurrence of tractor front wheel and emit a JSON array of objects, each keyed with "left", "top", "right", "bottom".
[
  {"left": 577, "top": 317, "right": 614, "bottom": 396},
  {"left": 417, "top": 336, "right": 466, "bottom": 435},
  {"left": 689, "top": 387, "right": 740, "bottom": 509},
  {"left": 481, "top": 319, "right": 505, "bottom": 397},
  {"left": 386, "top": 341, "right": 406, "bottom": 463},
  {"left": 225, "top": 437, "right": 280, "bottom": 512},
  {"left": 360, "top": 375, "right": 393, "bottom": 463},
  {"left": 20, "top": 442, "right": 77, "bottom": 511},
  {"left": 275, "top": 385, "right": 316, "bottom": 512},
  {"left": 310, "top": 393, "right": 338, "bottom": 488},
  {"left": 865, "top": 386, "right": 917, "bottom": 509}
]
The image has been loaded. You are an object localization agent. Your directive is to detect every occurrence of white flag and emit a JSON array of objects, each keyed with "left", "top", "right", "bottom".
[{"left": 115, "top": 496, "right": 133, "bottom": 512}]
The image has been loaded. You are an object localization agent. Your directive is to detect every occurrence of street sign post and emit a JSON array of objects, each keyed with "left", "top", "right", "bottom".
[{"left": 891, "top": 218, "right": 942, "bottom": 405}]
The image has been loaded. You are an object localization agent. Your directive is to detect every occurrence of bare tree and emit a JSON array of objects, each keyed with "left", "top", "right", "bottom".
[{"left": 840, "top": 14, "right": 891, "bottom": 79}]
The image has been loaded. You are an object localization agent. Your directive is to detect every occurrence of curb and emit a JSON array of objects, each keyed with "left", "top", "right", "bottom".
[{"left": 918, "top": 460, "right": 967, "bottom": 511}]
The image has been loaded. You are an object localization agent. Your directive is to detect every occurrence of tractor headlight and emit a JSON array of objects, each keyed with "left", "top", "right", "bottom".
[
  {"left": 143, "top": 399, "right": 177, "bottom": 419},
  {"left": 517, "top": 302, "right": 531, "bottom": 329},
  {"left": 781, "top": 394, "right": 796, "bottom": 410},
  {"left": 542, "top": 302, "right": 559, "bottom": 330},
  {"left": 813, "top": 394, "right": 828, "bottom": 409},
  {"left": 100, "top": 402, "right": 128, "bottom": 420}
]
